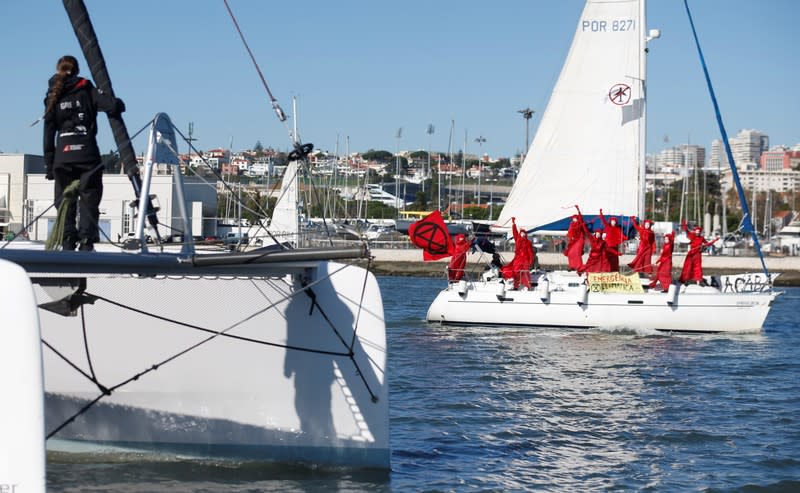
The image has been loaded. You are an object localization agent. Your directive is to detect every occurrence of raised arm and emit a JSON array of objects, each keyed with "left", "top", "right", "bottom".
[
  {"left": 630, "top": 215, "right": 641, "bottom": 233},
  {"left": 511, "top": 217, "right": 520, "bottom": 242},
  {"left": 599, "top": 208, "right": 609, "bottom": 228}
]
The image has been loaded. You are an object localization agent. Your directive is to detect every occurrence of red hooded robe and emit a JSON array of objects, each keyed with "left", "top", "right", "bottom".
[
  {"left": 501, "top": 219, "right": 534, "bottom": 289},
  {"left": 564, "top": 215, "right": 586, "bottom": 271},
  {"left": 447, "top": 234, "right": 471, "bottom": 281},
  {"left": 628, "top": 217, "right": 655, "bottom": 275},
  {"left": 600, "top": 210, "right": 627, "bottom": 272},
  {"left": 649, "top": 233, "right": 674, "bottom": 291},
  {"left": 578, "top": 228, "right": 611, "bottom": 274},
  {"left": 679, "top": 223, "right": 718, "bottom": 283}
]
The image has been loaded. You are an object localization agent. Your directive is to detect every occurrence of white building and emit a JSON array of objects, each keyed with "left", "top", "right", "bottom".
[
  {"left": 1, "top": 153, "right": 218, "bottom": 242},
  {"left": 711, "top": 129, "right": 769, "bottom": 171},
  {"left": 732, "top": 129, "right": 768, "bottom": 169},
  {"left": 721, "top": 168, "right": 800, "bottom": 194},
  {"left": 654, "top": 144, "right": 706, "bottom": 172},
  {"left": 0, "top": 154, "right": 47, "bottom": 235}
]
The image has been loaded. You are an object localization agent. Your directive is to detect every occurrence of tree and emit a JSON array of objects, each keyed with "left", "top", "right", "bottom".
[
  {"left": 362, "top": 149, "right": 394, "bottom": 162},
  {"left": 101, "top": 150, "right": 122, "bottom": 174},
  {"left": 254, "top": 141, "right": 264, "bottom": 157},
  {"left": 365, "top": 201, "right": 398, "bottom": 219},
  {"left": 409, "top": 150, "right": 429, "bottom": 160},
  {"left": 410, "top": 190, "right": 429, "bottom": 211},
  {"left": 453, "top": 150, "right": 464, "bottom": 168},
  {"left": 462, "top": 206, "right": 488, "bottom": 220}
]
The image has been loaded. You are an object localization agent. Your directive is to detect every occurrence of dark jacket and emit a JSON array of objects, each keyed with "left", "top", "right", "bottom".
[{"left": 43, "top": 75, "right": 122, "bottom": 173}]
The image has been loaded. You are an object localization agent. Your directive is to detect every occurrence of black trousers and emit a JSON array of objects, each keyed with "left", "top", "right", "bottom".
[{"left": 53, "top": 163, "right": 103, "bottom": 247}]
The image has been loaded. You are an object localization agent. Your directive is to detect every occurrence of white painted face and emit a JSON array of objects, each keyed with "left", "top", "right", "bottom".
[
  {"left": 645, "top": 222, "right": 651, "bottom": 229},
  {"left": 602, "top": 232, "right": 607, "bottom": 240},
  {"left": 610, "top": 219, "right": 617, "bottom": 226}
]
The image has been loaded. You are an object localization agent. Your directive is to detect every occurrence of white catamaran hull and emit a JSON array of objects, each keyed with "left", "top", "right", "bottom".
[
  {"left": 427, "top": 274, "right": 777, "bottom": 333},
  {"left": 29, "top": 258, "right": 388, "bottom": 468}
]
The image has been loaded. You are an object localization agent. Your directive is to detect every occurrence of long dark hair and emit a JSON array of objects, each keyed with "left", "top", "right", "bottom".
[{"left": 44, "top": 55, "right": 80, "bottom": 117}]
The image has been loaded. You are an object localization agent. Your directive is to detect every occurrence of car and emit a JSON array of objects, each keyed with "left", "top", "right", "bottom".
[{"left": 223, "top": 232, "right": 249, "bottom": 247}]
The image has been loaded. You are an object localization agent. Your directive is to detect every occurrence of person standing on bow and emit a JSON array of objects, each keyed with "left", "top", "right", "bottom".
[
  {"left": 628, "top": 216, "right": 656, "bottom": 275},
  {"left": 501, "top": 217, "right": 534, "bottom": 290},
  {"left": 447, "top": 234, "right": 471, "bottom": 282},
  {"left": 679, "top": 220, "right": 718, "bottom": 285},
  {"left": 599, "top": 209, "right": 627, "bottom": 272},
  {"left": 649, "top": 232, "right": 675, "bottom": 291},
  {"left": 43, "top": 55, "right": 125, "bottom": 251},
  {"left": 564, "top": 211, "right": 586, "bottom": 271}
]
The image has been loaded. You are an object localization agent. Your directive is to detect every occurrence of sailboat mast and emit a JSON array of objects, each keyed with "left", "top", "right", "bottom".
[
  {"left": 292, "top": 96, "right": 300, "bottom": 237},
  {"left": 461, "top": 130, "right": 467, "bottom": 218},
  {"left": 437, "top": 153, "right": 442, "bottom": 212},
  {"left": 638, "top": 0, "right": 648, "bottom": 219},
  {"left": 447, "top": 120, "right": 454, "bottom": 215}
]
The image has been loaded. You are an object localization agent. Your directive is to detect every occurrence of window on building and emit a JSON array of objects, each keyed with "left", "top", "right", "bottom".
[{"left": 122, "top": 200, "right": 132, "bottom": 234}]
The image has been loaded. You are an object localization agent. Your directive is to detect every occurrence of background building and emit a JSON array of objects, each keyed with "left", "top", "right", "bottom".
[
  {"left": 0, "top": 154, "right": 47, "bottom": 235},
  {"left": 1, "top": 153, "right": 218, "bottom": 242}
]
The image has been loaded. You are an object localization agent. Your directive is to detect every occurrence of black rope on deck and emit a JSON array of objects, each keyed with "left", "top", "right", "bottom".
[
  {"left": 79, "top": 305, "right": 98, "bottom": 382},
  {"left": 302, "top": 279, "right": 379, "bottom": 403},
  {"left": 41, "top": 339, "right": 110, "bottom": 397}
]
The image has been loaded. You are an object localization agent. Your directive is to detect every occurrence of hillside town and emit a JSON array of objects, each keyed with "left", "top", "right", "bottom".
[{"left": 1, "top": 127, "right": 799, "bottom": 255}]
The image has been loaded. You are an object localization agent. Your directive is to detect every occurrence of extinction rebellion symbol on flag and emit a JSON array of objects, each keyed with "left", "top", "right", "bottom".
[
  {"left": 408, "top": 210, "right": 455, "bottom": 261},
  {"left": 608, "top": 83, "right": 631, "bottom": 105}
]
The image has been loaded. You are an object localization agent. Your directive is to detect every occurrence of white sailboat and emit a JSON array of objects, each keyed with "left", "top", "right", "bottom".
[
  {"left": 426, "top": 0, "right": 780, "bottom": 333},
  {"left": 0, "top": 0, "right": 388, "bottom": 475}
]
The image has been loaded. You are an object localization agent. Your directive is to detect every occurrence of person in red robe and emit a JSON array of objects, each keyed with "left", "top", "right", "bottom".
[
  {"left": 649, "top": 232, "right": 675, "bottom": 291},
  {"left": 679, "top": 221, "right": 719, "bottom": 285},
  {"left": 500, "top": 217, "right": 534, "bottom": 290},
  {"left": 578, "top": 226, "right": 614, "bottom": 273},
  {"left": 599, "top": 209, "right": 627, "bottom": 272},
  {"left": 579, "top": 229, "right": 605, "bottom": 273},
  {"left": 627, "top": 217, "right": 656, "bottom": 275},
  {"left": 447, "top": 234, "right": 471, "bottom": 281},
  {"left": 564, "top": 214, "right": 586, "bottom": 271}
]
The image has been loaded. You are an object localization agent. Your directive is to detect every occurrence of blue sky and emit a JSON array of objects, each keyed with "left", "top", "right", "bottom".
[{"left": 0, "top": 0, "right": 796, "bottom": 160}]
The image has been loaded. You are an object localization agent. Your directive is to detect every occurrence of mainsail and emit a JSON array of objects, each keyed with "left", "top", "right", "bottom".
[
  {"left": 268, "top": 160, "right": 300, "bottom": 246},
  {"left": 498, "top": 0, "right": 645, "bottom": 231}
]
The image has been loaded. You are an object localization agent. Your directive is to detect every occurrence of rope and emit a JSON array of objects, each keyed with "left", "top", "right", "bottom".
[
  {"left": 302, "top": 283, "right": 378, "bottom": 403},
  {"left": 44, "top": 179, "right": 80, "bottom": 250},
  {"left": 682, "top": 0, "right": 770, "bottom": 281}
]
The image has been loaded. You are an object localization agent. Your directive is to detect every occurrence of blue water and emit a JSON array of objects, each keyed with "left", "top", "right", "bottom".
[{"left": 47, "top": 278, "right": 800, "bottom": 492}]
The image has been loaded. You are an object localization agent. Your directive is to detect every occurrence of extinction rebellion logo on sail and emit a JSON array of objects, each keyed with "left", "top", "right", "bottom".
[{"left": 587, "top": 272, "right": 644, "bottom": 294}]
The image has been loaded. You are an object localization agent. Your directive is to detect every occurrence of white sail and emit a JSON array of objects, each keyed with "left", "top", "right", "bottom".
[
  {"left": 499, "top": 0, "right": 645, "bottom": 231},
  {"left": 268, "top": 160, "right": 300, "bottom": 246}
]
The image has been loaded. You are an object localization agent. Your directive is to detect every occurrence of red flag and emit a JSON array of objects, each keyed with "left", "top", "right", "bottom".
[{"left": 408, "top": 210, "right": 455, "bottom": 261}]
